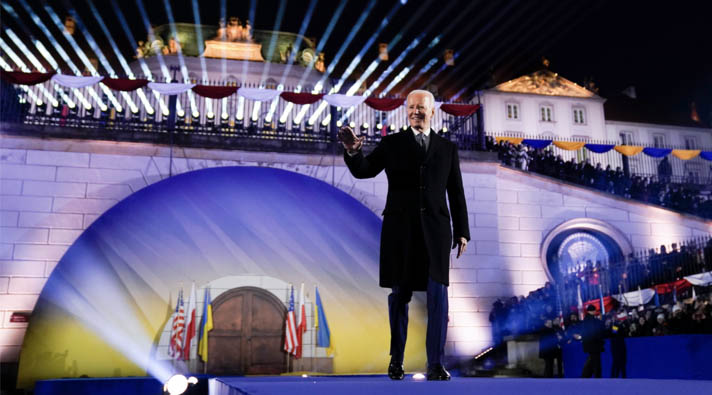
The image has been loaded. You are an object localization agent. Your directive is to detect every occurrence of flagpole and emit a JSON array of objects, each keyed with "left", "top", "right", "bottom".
[{"left": 311, "top": 287, "right": 316, "bottom": 373}]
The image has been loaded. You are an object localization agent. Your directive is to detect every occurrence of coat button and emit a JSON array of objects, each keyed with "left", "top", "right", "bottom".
[{"left": 420, "top": 207, "right": 426, "bottom": 212}]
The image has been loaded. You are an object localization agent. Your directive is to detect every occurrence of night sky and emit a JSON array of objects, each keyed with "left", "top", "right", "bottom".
[{"left": 2, "top": 0, "right": 710, "bottom": 126}]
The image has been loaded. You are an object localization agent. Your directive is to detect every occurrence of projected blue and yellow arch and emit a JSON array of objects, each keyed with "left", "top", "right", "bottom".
[{"left": 18, "top": 166, "right": 429, "bottom": 388}]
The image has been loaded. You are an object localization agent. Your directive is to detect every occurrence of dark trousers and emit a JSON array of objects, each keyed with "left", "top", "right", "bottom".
[
  {"left": 611, "top": 351, "right": 627, "bottom": 378},
  {"left": 544, "top": 355, "right": 563, "bottom": 378},
  {"left": 388, "top": 277, "right": 448, "bottom": 367},
  {"left": 581, "top": 352, "right": 602, "bottom": 378}
]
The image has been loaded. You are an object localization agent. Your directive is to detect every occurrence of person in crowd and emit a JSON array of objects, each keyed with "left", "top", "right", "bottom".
[
  {"left": 577, "top": 305, "right": 606, "bottom": 378},
  {"left": 608, "top": 315, "right": 627, "bottom": 378},
  {"left": 658, "top": 156, "right": 672, "bottom": 184},
  {"left": 538, "top": 319, "right": 559, "bottom": 377}
]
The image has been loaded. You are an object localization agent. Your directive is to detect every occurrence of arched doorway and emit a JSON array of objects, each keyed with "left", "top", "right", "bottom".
[{"left": 208, "top": 286, "right": 287, "bottom": 375}]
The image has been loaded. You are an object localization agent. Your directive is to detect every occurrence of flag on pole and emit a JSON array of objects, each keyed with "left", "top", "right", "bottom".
[
  {"left": 598, "top": 284, "right": 606, "bottom": 315},
  {"left": 183, "top": 282, "right": 197, "bottom": 360},
  {"left": 673, "top": 285, "right": 678, "bottom": 304},
  {"left": 576, "top": 284, "right": 584, "bottom": 321},
  {"left": 168, "top": 289, "right": 185, "bottom": 360},
  {"left": 198, "top": 286, "right": 213, "bottom": 363},
  {"left": 315, "top": 286, "right": 331, "bottom": 350},
  {"left": 654, "top": 288, "right": 661, "bottom": 308},
  {"left": 295, "top": 283, "right": 307, "bottom": 359},
  {"left": 691, "top": 286, "right": 697, "bottom": 301},
  {"left": 284, "top": 285, "right": 298, "bottom": 356}
]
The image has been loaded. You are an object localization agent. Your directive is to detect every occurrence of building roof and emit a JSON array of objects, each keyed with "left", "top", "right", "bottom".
[
  {"left": 604, "top": 94, "right": 708, "bottom": 129},
  {"left": 489, "top": 70, "right": 599, "bottom": 99}
]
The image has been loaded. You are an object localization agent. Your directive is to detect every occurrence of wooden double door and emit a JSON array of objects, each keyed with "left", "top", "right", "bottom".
[{"left": 207, "top": 286, "right": 287, "bottom": 375}]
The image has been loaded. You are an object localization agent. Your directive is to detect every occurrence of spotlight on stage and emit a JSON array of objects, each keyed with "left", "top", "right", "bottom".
[
  {"left": 389, "top": 124, "right": 396, "bottom": 131},
  {"left": 163, "top": 374, "right": 198, "bottom": 395},
  {"left": 349, "top": 121, "right": 356, "bottom": 129},
  {"left": 336, "top": 120, "right": 343, "bottom": 128},
  {"left": 361, "top": 122, "right": 369, "bottom": 131},
  {"left": 376, "top": 123, "right": 383, "bottom": 130},
  {"left": 412, "top": 373, "right": 426, "bottom": 380},
  {"left": 402, "top": 125, "right": 408, "bottom": 131}
]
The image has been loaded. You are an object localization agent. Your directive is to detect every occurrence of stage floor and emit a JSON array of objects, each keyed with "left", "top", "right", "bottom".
[{"left": 210, "top": 375, "right": 712, "bottom": 395}]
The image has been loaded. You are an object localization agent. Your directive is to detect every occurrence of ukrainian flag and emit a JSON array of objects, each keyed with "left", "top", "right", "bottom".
[
  {"left": 198, "top": 287, "right": 213, "bottom": 363},
  {"left": 314, "top": 286, "right": 333, "bottom": 355}
]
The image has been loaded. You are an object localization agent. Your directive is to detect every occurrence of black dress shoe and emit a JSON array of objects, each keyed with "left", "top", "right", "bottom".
[
  {"left": 388, "top": 362, "right": 405, "bottom": 380},
  {"left": 426, "top": 365, "right": 451, "bottom": 381}
]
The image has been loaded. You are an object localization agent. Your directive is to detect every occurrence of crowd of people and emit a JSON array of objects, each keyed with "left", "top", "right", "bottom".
[
  {"left": 486, "top": 138, "right": 712, "bottom": 219},
  {"left": 489, "top": 284, "right": 712, "bottom": 377},
  {"left": 558, "top": 237, "right": 712, "bottom": 304}
]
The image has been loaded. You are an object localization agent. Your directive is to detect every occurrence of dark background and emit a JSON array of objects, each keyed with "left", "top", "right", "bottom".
[{"left": 2, "top": 0, "right": 710, "bottom": 126}]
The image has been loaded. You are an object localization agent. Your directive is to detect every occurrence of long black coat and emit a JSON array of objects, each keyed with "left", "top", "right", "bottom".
[{"left": 344, "top": 128, "right": 470, "bottom": 290}]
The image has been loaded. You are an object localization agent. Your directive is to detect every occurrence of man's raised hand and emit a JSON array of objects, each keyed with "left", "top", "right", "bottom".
[{"left": 338, "top": 126, "right": 365, "bottom": 152}]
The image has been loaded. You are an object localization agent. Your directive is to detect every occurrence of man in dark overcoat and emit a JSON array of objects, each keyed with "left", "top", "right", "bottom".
[{"left": 339, "top": 90, "right": 470, "bottom": 381}]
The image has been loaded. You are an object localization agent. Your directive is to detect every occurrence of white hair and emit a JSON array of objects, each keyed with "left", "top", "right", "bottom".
[{"left": 406, "top": 89, "right": 435, "bottom": 108}]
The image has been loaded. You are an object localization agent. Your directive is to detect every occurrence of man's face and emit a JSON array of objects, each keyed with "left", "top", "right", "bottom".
[{"left": 406, "top": 92, "right": 434, "bottom": 132}]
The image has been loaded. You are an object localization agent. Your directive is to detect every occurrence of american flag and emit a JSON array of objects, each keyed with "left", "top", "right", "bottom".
[
  {"left": 168, "top": 289, "right": 185, "bottom": 360},
  {"left": 284, "top": 285, "right": 298, "bottom": 356}
]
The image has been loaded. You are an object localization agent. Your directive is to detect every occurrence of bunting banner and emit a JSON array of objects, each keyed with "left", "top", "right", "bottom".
[
  {"left": 280, "top": 92, "right": 325, "bottom": 105},
  {"left": 671, "top": 149, "right": 701, "bottom": 160},
  {"left": 583, "top": 296, "right": 616, "bottom": 314},
  {"left": 699, "top": 151, "right": 712, "bottom": 161},
  {"left": 364, "top": 97, "right": 405, "bottom": 111},
  {"left": 0, "top": 71, "right": 54, "bottom": 85},
  {"left": 553, "top": 141, "right": 585, "bottom": 151},
  {"left": 102, "top": 78, "right": 149, "bottom": 92},
  {"left": 584, "top": 143, "right": 615, "bottom": 154},
  {"left": 51, "top": 74, "right": 104, "bottom": 89},
  {"left": 192, "top": 85, "right": 238, "bottom": 99},
  {"left": 612, "top": 288, "right": 655, "bottom": 307},
  {"left": 440, "top": 103, "right": 480, "bottom": 117},
  {"left": 614, "top": 145, "right": 644, "bottom": 157},
  {"left": 495, "top": 136, "right": 524, "bottom": 145},
  {"left": 238, "top": 87, "right": 281, "bottom": 102},
  {"left": 642, "top": 147, "right": 673, "bottom": 158},
  {"left": 522, "top": 139, "right": 552, "bottom": 149},
  {"left": 323, "top": 94, "right": 367, "bottom": 108},
  {"left": 683, "top": 271, "right": 712, "bottom": 286},
  {"left": 148, "top": 82, "right": 196, "bottom": 96},
  {"left": 653, "top": 279, "right": 692, "bottom": 295}
]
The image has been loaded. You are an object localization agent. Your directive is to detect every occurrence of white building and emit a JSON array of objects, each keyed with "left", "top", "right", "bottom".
[{"left": 482, "top": 70, "right": 712, "bottom": 181}]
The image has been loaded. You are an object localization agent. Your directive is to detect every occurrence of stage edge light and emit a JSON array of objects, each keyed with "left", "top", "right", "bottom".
[{"left": 164, "top": 374, "right": 198, "bottom": 395}]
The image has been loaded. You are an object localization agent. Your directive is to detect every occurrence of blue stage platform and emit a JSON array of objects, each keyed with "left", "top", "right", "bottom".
[{"left": 209, "top": 376, "right": 712, "bottom": 395}]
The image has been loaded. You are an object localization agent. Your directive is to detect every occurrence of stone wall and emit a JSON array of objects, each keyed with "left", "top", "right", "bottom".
[{"left": 1, "top": 135, "right": 710, "bottom": 364}]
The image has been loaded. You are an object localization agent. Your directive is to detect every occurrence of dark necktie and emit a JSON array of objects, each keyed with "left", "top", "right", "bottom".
[{"left": 417, "top": 133, "right": 427, "bottom": 156}]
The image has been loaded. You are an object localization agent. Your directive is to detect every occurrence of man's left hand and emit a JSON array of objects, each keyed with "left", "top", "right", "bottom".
[{"left": 454, "top": 237, "right": 467, "bottom": 259}]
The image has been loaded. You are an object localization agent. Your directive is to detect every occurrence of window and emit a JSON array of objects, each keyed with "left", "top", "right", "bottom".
[
  {"left": 619, "top": 131, "right": 634, "bottom": 145},
  {"left": 684, "top": 136, "right": 698, "bottom": 150},
  {"left": 652, "top": 134, "right": 665, "bottom": 148},
  {"left": 573, "top": 107, "right": 586, "bottom": 124},
  {"left": 540, "top": 105, "right": 553, "bottom": 122},
  {"left": 506, "top": 102, "right": 520, "bottom": 120}
]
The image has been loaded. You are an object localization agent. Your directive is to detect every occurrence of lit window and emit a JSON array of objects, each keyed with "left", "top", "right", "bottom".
[
  {"left": 652, "top": 134, "right": 665, "bottom": 148},
  {"left": 506, "top": 103, "right": 519, "bottom": 120},
  {"left": 684, "top": 136, "right": 698, "bottom": 150},
  {"left": 540, "top": 105, "right": 553, "bottom": 122},
  {"left": 573, "top": 107, "right": 586, "bottom": 124}
]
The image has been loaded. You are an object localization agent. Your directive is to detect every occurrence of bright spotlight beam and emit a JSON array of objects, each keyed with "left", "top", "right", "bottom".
[
  {"left": 110, "top": 0, "right": 162, "bottom": 115},
  {"left": 0, "top": 37, "right": 60, "bottom": 107},
  {"left": 133, "top": 0, "right": 183, "bottom": 116},
  {"left": 86, "top": 0, "right": 154, "bottom": 114},
  {"left": 0, "top": 57, "right": 42, "bottom": 106},
  {"left": 258, "top": 0, "right": 288, "bottom": 85},
  {"left": 415, "top": 1, "right": 519, "bottom": 93},
  {"left": 160, "top": 0, "right": 198, "bottom": 117},
  {"left": 14, "top": 1, "right": 108, "bottom": 111},
  {"left": 386, "top": 1, "right": 492, "bottom": 96},
  {"left": 65, "top": 7, "right": 139, "bottom": 113},
  {"left": 190, "top": 0, "right": 212, "bottom": 116},
  {"left": 295, "top": 0, "right": 348, "bottom": 88},
  {"left": 306, "top": 0, "right": 378, "bottom": 125},
  {"left": 41, "top": 3, "right": 124, "bottom": 112},
  {"left": 278, "top": 0, "right": 318, "bottom": 86}
]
